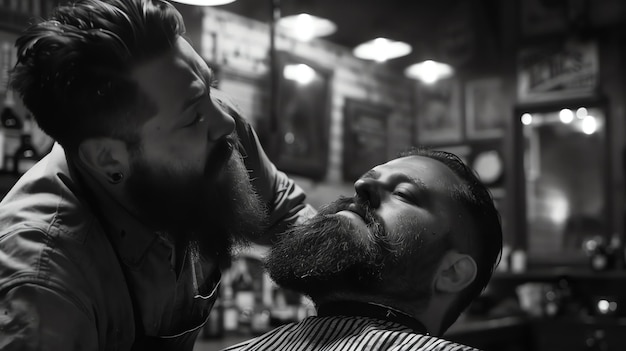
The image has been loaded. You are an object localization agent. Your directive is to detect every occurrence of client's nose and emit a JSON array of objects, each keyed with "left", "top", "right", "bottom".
[{"left": 354, "top": 178, "right": 381, "bottom": 209}]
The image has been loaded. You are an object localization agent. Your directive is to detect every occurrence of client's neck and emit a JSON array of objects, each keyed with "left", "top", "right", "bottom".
[
  {"left": 314, "top": 293, "right": 434, "bottom": 335},
  {"left": 315, "top": 293, "right": 417, "bottom": 315}
]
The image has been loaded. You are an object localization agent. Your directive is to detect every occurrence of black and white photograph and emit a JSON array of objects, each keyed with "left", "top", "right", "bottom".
[{"left": 0, "top": 1, "right": 624, "bottom": 351}]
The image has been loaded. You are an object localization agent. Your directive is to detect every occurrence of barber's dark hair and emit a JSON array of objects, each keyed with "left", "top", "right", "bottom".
[
  {"left": 10, "top": 0, "right": 185, "bottom": 151},
  {"left": 399, "top": 147, "right": 503, "bottom": 333}
]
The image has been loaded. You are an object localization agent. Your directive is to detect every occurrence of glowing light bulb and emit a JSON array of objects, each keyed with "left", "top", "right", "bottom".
[
  {"left": 353, "top": 37, "right": 412, "bottom": 62},
  {"left": 598, "top": 299, "right": 610, "bottom": 314},
  {"left": 283, "top": 64, "right": 316, "bottom": 85},
  {"left": 559, "top": 109, "right": 574, "bottom": 124},
  {"left": 404, "top": 60, "right": 454, "bottom": 84},
  {"left": 582, "top": 115, "right": 597, "bottom": 135}
]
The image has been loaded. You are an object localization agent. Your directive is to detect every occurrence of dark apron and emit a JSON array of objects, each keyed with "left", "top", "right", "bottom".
[
  {"left": 130, "top": 280, "right": 221, "bottom": 351},
  {"left": 136, "top": 315, "right": 209, "bottom": 351},
  {"left": 86, "top": 175, "right": 221, "bottom": 351}
]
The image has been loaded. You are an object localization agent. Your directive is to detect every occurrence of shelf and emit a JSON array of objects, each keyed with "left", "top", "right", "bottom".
[
  {"left": 493, "top": 268, "right": 626, "bottom": 282},
  {"left": 447, "top": 315, "right": 528, "bottom": 335}
]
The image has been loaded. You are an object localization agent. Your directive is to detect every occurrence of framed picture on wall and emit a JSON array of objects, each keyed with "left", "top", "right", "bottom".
[
  {"left": 465, "top": 77, "right": 506, "bottom": 139},
  {"left": 272, "top": 51, "right": 332, "bottom": 180},
  {"left": 517, "top": 41, "right": 599, "bottom": 103},
  {"left": 414, "top": 78, "right": 462, "bottom": 145},
  {"left": 342, "top": 98, "right": 389, "bottom": 182}
]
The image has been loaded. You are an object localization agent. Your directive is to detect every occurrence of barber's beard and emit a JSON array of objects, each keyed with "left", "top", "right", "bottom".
[
  {"left": 126, "top": 137, "right": 267, "bottom": 266},
  {"left": 266, "top": 196, "right": 448, "bottom": 304}
]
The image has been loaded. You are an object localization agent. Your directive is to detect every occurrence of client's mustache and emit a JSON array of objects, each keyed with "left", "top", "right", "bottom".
[{"left": 320, "top": 196, "right": 387, "bottom": 240}]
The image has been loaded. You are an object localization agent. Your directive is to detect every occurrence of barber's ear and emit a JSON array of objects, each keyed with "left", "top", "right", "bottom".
[
  {"left": 78, "top": 138, "right": 130, "bottom": 182},
  {"left": 434, "top": 251, "right": 477, "bottom": 293}
]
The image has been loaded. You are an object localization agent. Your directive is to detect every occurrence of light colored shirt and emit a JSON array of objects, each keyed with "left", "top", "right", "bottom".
[
  {"left": 0, "top": 106, "right": 315, "bottom": 350},
  {"left": 222, "top": 316, "right": 481, "bottom": 351}
]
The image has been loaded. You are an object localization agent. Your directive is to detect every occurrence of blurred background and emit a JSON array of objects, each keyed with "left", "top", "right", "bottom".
[{"left": 1, "top": 0, "right": 626, "bottom": 350}]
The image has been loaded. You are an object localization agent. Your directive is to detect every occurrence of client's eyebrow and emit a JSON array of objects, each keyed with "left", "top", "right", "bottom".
[
  {"left": 360, "top": 169, "right": 427, "bottom": 191},
  {"left": 392, "top": 173, "right": 428, "bottom": 191},
  {"left": 360, "top": 169, "right": 380, "bottom": 180}
]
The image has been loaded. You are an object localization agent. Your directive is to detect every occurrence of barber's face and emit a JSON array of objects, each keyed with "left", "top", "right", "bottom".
[
  {"left": 125, "top": 37, "right": 266, "bottom": 259},
  {"left": 266, "top": 156, "right": 467, "bottom": 300}
]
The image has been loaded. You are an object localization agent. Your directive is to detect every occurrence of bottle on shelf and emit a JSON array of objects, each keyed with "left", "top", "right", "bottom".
[
  {"left": 229, "top": 258, "right": 256, "bottom": 335},
  {"left": 250, "top": 295, "right": 271, "bottom": 336},
  {"left": 554, "top": 278, "right": 577, "bottom": 316},
  {"left": 1, "top": 41, "right": 22, "bottom": 132},
  {"left": 589, "top": 247, "right": 610, "bottom": 271},
  {"left": 221, "top": 281, "right": 239, "bottom": 334},
  {"left": 1, "top": 93, "right": 22, "bottom": 171},
  {"left": 607, "top": 233, "right": 623, "bottom": 270},
  {"left": 12, "top": 113, "right": 39, "bottom": 175},
  {"left": 510, "top": 248, "right": 527, "bottom": 273},
  {"left": 234, "top": 279, "right": 255, "bottom": 335},
  {"left": 202, "top": 296, "right": 224, "bottom": 339},
  {"left": 1, "top": 92, "right": 21, "bottom": 131},
  {"left": 585, "top": 329, "right": 609, "bottom": 351},
  {"left": 1, "top": 40, "right": 23, "bottom": 172},
  {"left": 586, "top": 236, "right": 612, "bottom": 272},
  {"left": 542, "top": 283, "right": 561, "bottom": 317}
]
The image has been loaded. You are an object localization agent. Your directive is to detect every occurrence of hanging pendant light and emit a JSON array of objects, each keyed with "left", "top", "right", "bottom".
[
  {"left": 169, "top": 0, "right": 237, "bottom": 6},
  {"left": 278, "top": 13, "right": 336, "bottom": 41},
  {"left": 404, "top": 60, "right": 454, "bottom": 84},
  {"left": 353, "top": 37, "right": 412, "bottom": 62}
]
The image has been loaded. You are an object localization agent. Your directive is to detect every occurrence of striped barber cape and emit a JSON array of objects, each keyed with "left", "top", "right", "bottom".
[{"left": 221, "top": 315, "right": 481, "bottom": 351}]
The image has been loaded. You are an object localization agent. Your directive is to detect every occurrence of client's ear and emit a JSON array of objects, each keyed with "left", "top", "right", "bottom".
[
  {"left": 78, "top": 138, "right": 130, "bottom": 184},
  {"left": 434, "top": 251, "right": 477, "bottom": 293}
]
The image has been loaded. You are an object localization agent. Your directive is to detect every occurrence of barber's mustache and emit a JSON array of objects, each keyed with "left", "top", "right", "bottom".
[{"left": 204, "top": 133, "right": 239, "bottom": 177}]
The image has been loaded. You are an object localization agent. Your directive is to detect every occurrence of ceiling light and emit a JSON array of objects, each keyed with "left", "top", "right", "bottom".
[
  {"left": 404, "top": 60, "right": 454, "bottom": 84},
  {"left": 278, "top": 13, "right": 337, "bottom": 41},
  {"left": 353, "top": 37, "right": 412, "bottom": 62},
  {"left": 283, "top": 64, "right": 316, "bottom": 85},
  {"left": 169, "top": 0, "right": 236, "bottom": 6}
]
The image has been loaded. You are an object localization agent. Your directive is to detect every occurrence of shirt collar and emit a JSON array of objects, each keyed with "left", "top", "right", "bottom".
[
  {"left": 60, "top": 144, "right": 160, "bottom": 267},
  {"left": 317, "top": 300, "right": 429, "bottom": 335}
]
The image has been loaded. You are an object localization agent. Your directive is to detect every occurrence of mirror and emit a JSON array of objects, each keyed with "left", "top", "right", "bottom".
[
  {"left": 271, "top": 51, "right": 332, "bottom": 180},
  {"left": 515, "top": 100, "right": 610, "bottom": 266}
]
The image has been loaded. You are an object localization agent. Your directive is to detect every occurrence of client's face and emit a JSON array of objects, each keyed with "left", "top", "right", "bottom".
[{"left": 266, "top": 156, "right": 467, "bottom": 302}]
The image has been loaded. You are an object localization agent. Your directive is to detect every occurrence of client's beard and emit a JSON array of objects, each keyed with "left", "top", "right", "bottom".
[
  {"left": 265, "top": 196, "right": 449, "bottom": 304},
  {"left": 126, "top": 137, "right": 268, "bottom": 266}
]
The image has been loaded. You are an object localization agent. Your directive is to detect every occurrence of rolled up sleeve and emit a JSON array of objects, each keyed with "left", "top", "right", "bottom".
[
  {"left": 237, "top": 117, "right": 316, "bottom": 238},
  {"left": 217, "top": 92, "right": 316, "bottom": 242}
]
